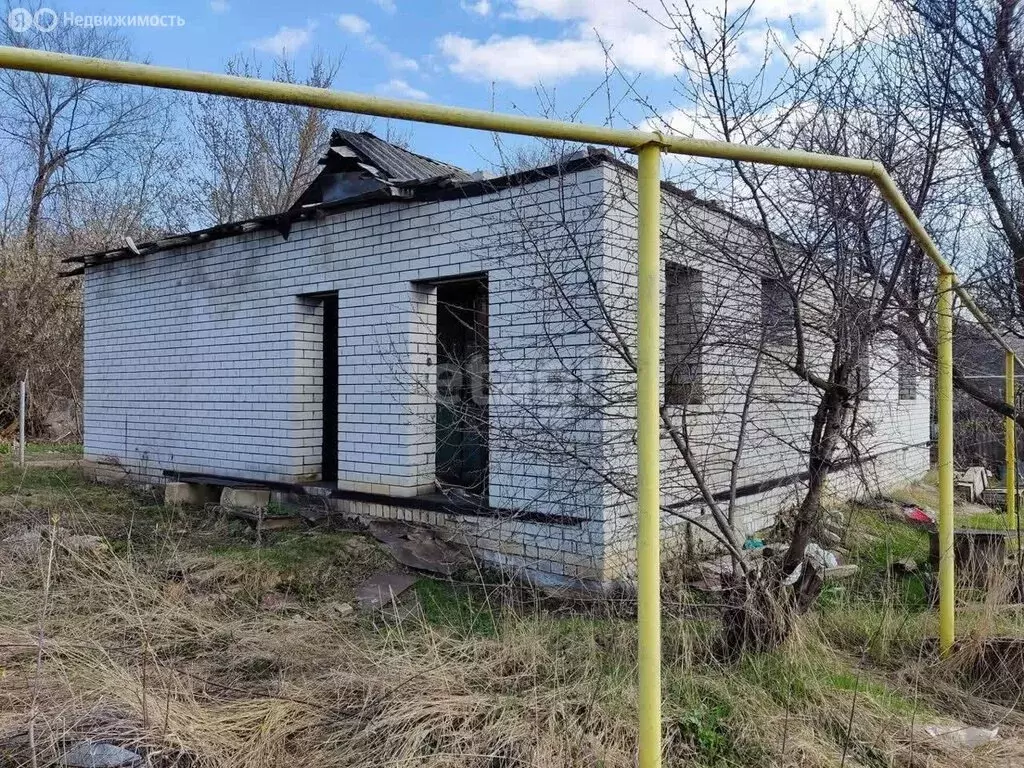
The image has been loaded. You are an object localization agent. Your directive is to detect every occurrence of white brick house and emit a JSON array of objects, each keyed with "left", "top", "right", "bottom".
[{"left": 71, "top": 131, "right": 930, "bottom": 584}]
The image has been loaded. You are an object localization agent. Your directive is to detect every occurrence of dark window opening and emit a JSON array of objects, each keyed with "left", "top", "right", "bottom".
[
  {"left": 665, "top": 262, "right": 703, "bottom": 405},
  {"left": 761, "top": 276, "right": 795, "bottom": 345},
  {"left": 898, "top": 324, "right": 918, "bottom": 400},
  {"left": 435, "top": 276, "right": 489, "bottom": 494},
  {"left": 848, "top": 298, "right": 872, "bottom": 401}
]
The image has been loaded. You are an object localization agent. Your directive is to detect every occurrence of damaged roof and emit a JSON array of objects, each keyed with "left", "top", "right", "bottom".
[
  {"left": 290, "top": 129, "right": 474, "bottom": 209},
  {"left": 62, "top": 130, "right": 762, "bottom": 274},
  {"left": 328, "top": 129, "right": 472, "bottom": 184},
  {"left": 63, "top": 132, "right": 610, "bottom": 273}
]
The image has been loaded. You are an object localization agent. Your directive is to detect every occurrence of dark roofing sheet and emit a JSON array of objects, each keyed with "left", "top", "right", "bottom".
[{"left": 333, "top": 129, "right": 472, "bottom": 183}]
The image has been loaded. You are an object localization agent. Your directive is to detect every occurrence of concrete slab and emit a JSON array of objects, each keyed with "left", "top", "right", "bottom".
[
  {"left": 221, "top": 487, "right": 271, "bottom": 509},
  {"left": 355, "top": 571, "right": 418, "bottom": 610},
  {"left": 955, "top": 481, "right": 978, "bottom": 503},
  {"left": 955, "top": 466, "right": 988, "bottom": 502}
]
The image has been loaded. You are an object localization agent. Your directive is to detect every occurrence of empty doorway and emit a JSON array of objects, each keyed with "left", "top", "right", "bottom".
[
  {"left": 319, "top": 293, "right": 339, "bottom": 483},
  {"left": 435, "top": 276, "right": 488, "bottom": 494}
]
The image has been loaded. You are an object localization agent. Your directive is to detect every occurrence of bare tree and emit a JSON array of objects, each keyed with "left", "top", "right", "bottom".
[
  {"left": 588, "top": 1, "right": 960, "bottom": 650},
  {"left": 0, "top": 6, "right": 180, "bottom": 440},
  {"left": 0, "top": 6, "right": 169, "bottom": 252},
  {"left": 425, "top": 1, "right": 958, "bottom": 653},
  {"left": 897, "top": 0, "right": 1024, "bottom": 329},
  {"left": 185, "top": 52, "right": 408, "bottom": 223}
]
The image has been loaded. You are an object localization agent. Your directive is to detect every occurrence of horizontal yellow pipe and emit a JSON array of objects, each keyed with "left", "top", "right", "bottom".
[
  {"left": 0, "top": 45, "right": 1019, "bottom": 369},
  {"left": 0, "top": 47, "right": 881, "bottom": 173}
]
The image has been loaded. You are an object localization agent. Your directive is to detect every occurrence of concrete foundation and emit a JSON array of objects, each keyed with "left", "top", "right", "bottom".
[
  {"left": 164, "top": 481, "right": 220, "bottom": 507},
  {"left": 221, "top": 487, "right": 271, "bottom": 509}
]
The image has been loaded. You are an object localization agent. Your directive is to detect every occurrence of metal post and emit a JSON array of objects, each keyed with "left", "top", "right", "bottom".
[
  {"left": 18, "top": 379, "right": 26, "bottom": 467},
  {"left": 636, "top": 143, "right": 662, "bottom": 768},
  {"left": 1007, "top": 350, "right": 1017, "bottom": 531},
  {"left": 936, "top": 272, "right": 955, "bottom": 655}
]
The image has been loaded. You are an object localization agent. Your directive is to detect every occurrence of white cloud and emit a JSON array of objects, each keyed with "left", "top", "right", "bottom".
[
  {"left": 377, "top": 78, "right": 429, "bottom": 100},
  {"left": 643, "top": 108, "right": 722, "bottom": 142},
  {"left": 338, "top": 13, "right": 371, "bottom": 36},
  {"left": 253, "top": 22, "right": 317, "bottom": 55},
  {"left": 209, "top": 0, "right": 229, "bottom": 13},
  {"left": 461, "top": 0, "right": 491, "bottom": 14},
  {"left": 372, "top": 0, "right": 398, "bottom": 12},
  {"left": 439, "top": 0, "right": 882, "bottom": 87},
  {"left": 337, "top": 14, "right": 418, "bottom": 71},
  {"left": 439, "top": 35, "right": 606, "bottom": 87}
]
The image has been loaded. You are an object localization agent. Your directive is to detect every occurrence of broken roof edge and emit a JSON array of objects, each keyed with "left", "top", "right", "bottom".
[
  {"left": 328, "top": 128, "right": 472, "bottom": 183},
  {"left": 64, "top": 148, "right": 769, "bottom": 271},
  {"left": 64, "top": 151, "right": 608, "bottom": 269}
]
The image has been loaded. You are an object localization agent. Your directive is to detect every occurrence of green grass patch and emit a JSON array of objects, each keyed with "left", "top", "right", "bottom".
[
  {"left": 826, "top": 672, "right": 923, "bottom": 717},
  {"left": 846, "top": 508, "right": 931, "bottom": 572},
  {"left": 675, "top": 700, "right": 735, "bottom": 765},
  {"left": 27, "top": 442, "right": 83, "bottom": 455},
  {"left": 956, "top": 510, "right": 1014, "bottom": 531},
  {"left": 0, "top": 442, "right": 83, "bottom": 457},
  {"left": 414, "top": 578, "right": 498, "bottom": 637},
  {"left": 0, "top": 465, "right": 89, "bottom": 493}
]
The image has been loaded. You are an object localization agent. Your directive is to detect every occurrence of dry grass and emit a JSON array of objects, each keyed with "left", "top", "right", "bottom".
[{"left": 2, "top": 463, "right": 1024, "bottom": 767}]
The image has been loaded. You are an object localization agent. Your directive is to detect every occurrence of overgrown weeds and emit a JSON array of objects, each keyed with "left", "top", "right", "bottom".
[{"left": 1, "top": 463, "right": 1022, "bottom": 766}]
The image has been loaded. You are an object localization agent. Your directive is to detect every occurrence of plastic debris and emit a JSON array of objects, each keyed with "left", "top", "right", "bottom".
[
  {"left": 805, "top": 542, "right": 839, "bottom": 570},
  {"left": 781, "top": 562, "right": 803, "bottom": 586},
  {"left": 62, "top": 742, "right": 142, "bottom": 768},
  {"left": 921, "top": 724, "right": 999, "bottom": 749},
  {"left": 902, "top": 505, "right": 935, "bottom": 525},
  {"left": 742, "top": 537, "right": 764, "bottom": 550}
]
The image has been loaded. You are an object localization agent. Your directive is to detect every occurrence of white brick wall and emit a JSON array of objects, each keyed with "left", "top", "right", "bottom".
[
  {"left": 595, "top": 163, "right": 929, "bottom": 578},
  {"left": 85, "top": 165, "right": 611, "bottom": 579},
  {"left": 83, "top": 158, "right": 930, "bottom": 584}
]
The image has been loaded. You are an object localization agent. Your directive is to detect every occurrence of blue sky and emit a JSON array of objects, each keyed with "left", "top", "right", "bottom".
[{"left": 11, "top": 0, "right": 865, "bottom": 171}]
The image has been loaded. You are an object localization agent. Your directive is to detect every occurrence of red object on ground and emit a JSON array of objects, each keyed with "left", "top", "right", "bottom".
[{"left": 903, "top": 506, "right": 934, "bottom": 525}]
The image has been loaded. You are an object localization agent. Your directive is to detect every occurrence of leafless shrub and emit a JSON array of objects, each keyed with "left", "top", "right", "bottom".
[{"left": 0, "top": 240, "right": 81, "bottom": 440}]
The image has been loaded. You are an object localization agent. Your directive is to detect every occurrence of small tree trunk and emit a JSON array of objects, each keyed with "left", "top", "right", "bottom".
[{"left": 721, "top": 386, "right": 848, "bottom": 657}]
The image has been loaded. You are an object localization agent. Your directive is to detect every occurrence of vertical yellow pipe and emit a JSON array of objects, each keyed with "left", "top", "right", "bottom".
[
  {"left": 1007, "top": 350, "right": 1017, "bottom": 531},
  {"left": 636, "top": 143, "right": 662, "bottom": 768},
  {"left": 936, "top": 271, "right": 955, "bottom": 655}
]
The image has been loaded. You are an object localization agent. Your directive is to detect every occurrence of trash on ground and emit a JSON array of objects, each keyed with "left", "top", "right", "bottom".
[
  {"left": 890, "top": 557, "right": 918, "bottom": 575},
  {"left": 919, "top": 723, "right": 999, "bottom": 749},
  {"left": 367, "top": 520, "right": 471, "bottom": 576},
  {"left": 61, "top": 742, "right": 143, "bottom": 768},
  {"left": 805, "top": 542, "right": 839, "bottom": 570},
  {"left": 902, "top": 505, "right": 936, "bottom": 526}
]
